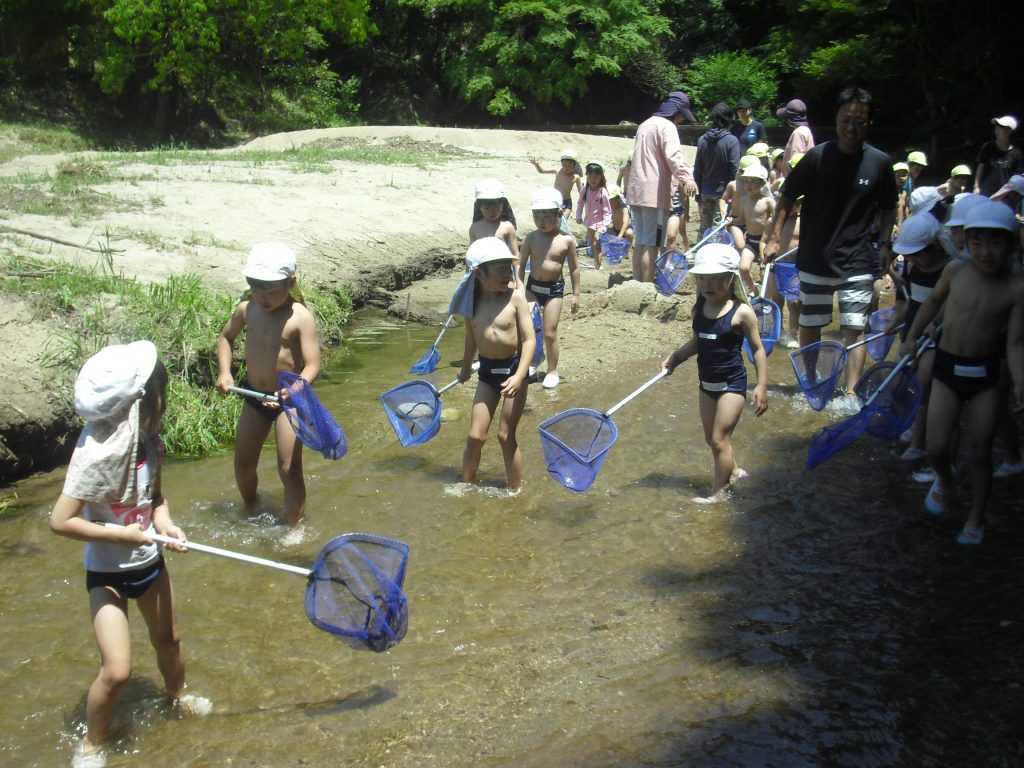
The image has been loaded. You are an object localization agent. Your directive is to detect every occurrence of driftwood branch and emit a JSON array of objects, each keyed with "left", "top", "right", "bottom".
[{"left": 0, "top": 226, "right": 126, "bottom": 253}]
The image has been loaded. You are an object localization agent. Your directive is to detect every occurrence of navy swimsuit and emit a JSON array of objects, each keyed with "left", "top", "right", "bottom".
[{"left": 694, "top": 301, "right": 747, "bottom": 398}]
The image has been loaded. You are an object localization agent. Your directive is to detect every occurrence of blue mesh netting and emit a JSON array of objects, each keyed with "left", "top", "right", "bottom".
[
  {"left": 380, "top": 380, "right": 442, "bottom": 447},
  {"left": 654, "top": 249, "right": 688, "bottom": 296},
  {"left": 773, "top": 261, "right": 800, "bottom": 301},
  {"left": 702, "top": 226, "right": 736, "bottom": 248},
  {"left": 277, "top": 372, "right": 347, "bottom": 460},
  {"left": 853, "top": 362, "right": 922, "bottom": 440},
  {"left": 304, "top": 533, "right": 409, "bottom": 652},
  {"left": 531, "top": 303, "right": 545, "bottom": 368},
  {"left": 806, "top": 407, "right": 874, "bottom": 469},
  {"left": 744, "top": 297, "right": 782, "bottom": 363},
  {"left": 599, "top": 233, "right": 630, "bottom": 265},
  {"left": 790, "top": 341, "right": 848, "bottom": 410},
  {"left": 538, "top": 408, "right": 618, "bottom": 492},
  {"left": 410, "top": 345, "right": 442, "bottom": 375},
  {"left": 866, "top": 308, "right": 896, "bottom": 362}
]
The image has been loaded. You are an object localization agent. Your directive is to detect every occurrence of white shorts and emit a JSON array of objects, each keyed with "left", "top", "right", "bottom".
[{"left": 629, "top": 206, "right": 670, "bottom": 247}]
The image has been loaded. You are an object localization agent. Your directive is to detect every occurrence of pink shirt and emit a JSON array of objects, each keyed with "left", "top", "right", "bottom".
[
  {"left": 576, "top": 185, "right": 612, "bottom": 230},
  {"left": 782, "top": 125, "right": 815, "bottom": 177},
  {"left": 626, "top": 115, "right": 695, "bottom": 209}
]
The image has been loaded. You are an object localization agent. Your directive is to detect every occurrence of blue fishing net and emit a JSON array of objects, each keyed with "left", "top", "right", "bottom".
[
  {"left": 654, "top": 249, "right": 688, "bottom": 296},
  {"left": 702, "top": 226, "right": 736, "bottom": 248},
  {"left": 744, "top": 297, "right": 782, "bottom": 363},
  {"left": 277, "top": 372, "right": 347, "bottom": 460},
  {"left": 380, "top": 379, "right": 443, "bottom": 447},
  {"left": 599, "top": 233, "right": 629, "bottom": 265},
  {"left": 410, "top": 345, "right": 442, "bottom": 375},
  {"left": 773, "top": 261, "right": 800, "bottom": 301},
  {"left": 866, "top": 308, "right": 896, "bottom": 361},
  {"left": 304, "top": 533, "right": 409, "bottom": 652},
  {"left": 538, "top": 408, "right": 618, "bottom": 492},
  {"left": 853, "top": 362, "right": 922, "bottom": 440},
  {"left": 790, "top": 340, "right": 848, "bottom": 410},
  {"left": 807, "top": 407, "right": 875, "bottom": 469}
]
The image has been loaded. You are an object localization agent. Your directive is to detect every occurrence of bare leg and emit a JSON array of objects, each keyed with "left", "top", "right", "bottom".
[
  {"left": 274, "top": 415, "right": 305, "bottom": 527},
  {"left": 926, "top": 379, "right": 961, "bottom": 505},
  {"left": 589, "top": 229, "right": 603, "bottom": 269},
  {"left": 136, "top": 568, "right": 184, "bottom": 700},
  {"left": 841, "top": 325, "right": 867, "bottom": 393},
  {"left": 233, "top": 405, "right": 274, "bottom": 511},
  {"left": 497, "top": 385, "right": 529, "bottom": 489},
  {"left": 699, "top": 391, "right": 746, "bottom": 496},
  {"left": 462, "top": 382, "right": 501, "bottom": 483},
  {"left": 83, "top": 588, "right": 133, "bottom": 752},
  {"left": 739, "top": 247, "right": 757, "bottom": 296},
  {"left": 542, "top": 296, "right": 563, "bottom": 377},
  {"left": 963, "top": 387, "right": 1001, "bottom": 532}
]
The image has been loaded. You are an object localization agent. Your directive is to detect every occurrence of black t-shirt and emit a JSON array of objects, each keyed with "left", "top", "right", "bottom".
[
  {"left": 976, "top": 141, "right": 1024, "bottom": 197},
  {"left": 780, "top": 141, "right": 899, "bottom": 277},
  {"left": 730, "top": 120, "right": 768, "bottom": 153}
]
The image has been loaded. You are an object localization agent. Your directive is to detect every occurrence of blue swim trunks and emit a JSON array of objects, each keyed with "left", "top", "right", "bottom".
[
  {"left": 526, "top": 276, "right": 565, "bottom": 307},
  {"left": 478, "top": 354, "right": 520, "bottom": 390}
]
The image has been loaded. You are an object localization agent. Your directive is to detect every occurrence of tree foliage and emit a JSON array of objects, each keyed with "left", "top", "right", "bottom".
[{"left": 683, "top": 52, "right": 779, "bottom": 121}]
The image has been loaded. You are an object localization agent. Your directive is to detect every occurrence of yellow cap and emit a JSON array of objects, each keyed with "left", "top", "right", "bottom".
[
  {"left": 950, "top": 164, "right": 971, "bottom": 178},
  {"left": 789, "top": 152, "right": 805, "bottom": 168},
  {"left": 739, "top": 154, "right": 760, "bottom": 170},
  {"left": 907, "top": 151, "right": 928, "bottom": 166},
  {"left": 748, "top": 142, "right": 770, "bottom": 158}
]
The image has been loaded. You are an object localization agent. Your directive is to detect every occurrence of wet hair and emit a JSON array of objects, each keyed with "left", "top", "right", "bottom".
[
  {"left": 140, "top": 358, "right": 168, "bottom": 425},
  {"left": 834, "top": 85, "right": 874, "bottom": 119}
]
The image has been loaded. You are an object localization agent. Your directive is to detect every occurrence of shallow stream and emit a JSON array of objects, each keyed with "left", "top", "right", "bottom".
[{"left": 2, "top": 311, "right": 1020, "bottom": 767}]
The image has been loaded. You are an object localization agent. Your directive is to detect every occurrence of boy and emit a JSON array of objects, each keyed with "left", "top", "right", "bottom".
[
  {"left": 738, "top": 163, "right": 775, "bottom": 297},
  {"left": 607, "top": 184, "right": 633, "bottom": 241},
  {"left": 900, "top": 202, "right": 1024, "bottom": 544},
  {"left": 458, "top": 237, "right": 535, "bottom": 491},
  {"left": 216, "top": 243, "right": 320, "bottom": 528},
  {"left": 518, "top": 188, "right": 580, "bottom": 389},
  {"left": 528, "top": 149, "right": 583, "bottom": 228}
]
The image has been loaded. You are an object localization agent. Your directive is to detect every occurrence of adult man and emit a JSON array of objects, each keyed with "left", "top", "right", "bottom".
[
  {"left": 777, "top": 98, "right": 814, "bottom": 178},
  {"left": 626, "top": 91, "right": 698, "bottom": 283},
  {"left": 763, "top": 85, "right": 899, "bottom": 396},
  {"left": 975, "top": 115, "right": 1022, "bottom": 197},
  {"left": 694, "top": 102, "right": 741, "bottom": 234},
  {"left": 730, "top": 99, "right": 767, "bottom": 154}
]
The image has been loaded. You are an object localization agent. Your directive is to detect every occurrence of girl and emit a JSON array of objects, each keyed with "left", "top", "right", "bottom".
[
  {"left": 663, "top": 244, "right": 769, "bottom": 503},
  {"left": 575, "top": 162, "right": 612, "bottom": 270},
  {"left": 50, "top": 341, "right": 208, "bottom": 767},
  {"left": 469, "top": 177, "right": 519, "bottom": 260}
]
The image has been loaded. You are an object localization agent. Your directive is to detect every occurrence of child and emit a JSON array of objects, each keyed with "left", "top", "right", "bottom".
[
  {"left": 889, "top": 214, "right": 948, "bottom": 463},
  {"left": 900, "top": 201, "right": 1024, "bottom": 544},
  {"left": 575, "top": 162, "right": 612, "bottom": 270},
  {"left": 945, "top": 193, "right": 988, "bottom": 259},
  {"left": 937, "top": 164, "right": 973, "bottom": 200},
  {"left": 769, "top": 148, "right": 785, "bottom": 191},
  {"left": 738, "top": 163, "right": 775, "bottom": 297},
  {"left": 606, "top": 184, "right": 634, "bottom": 242},
  {"left": 50, "top": 341, "right": 208, "bottom": 767},
  {"left": 662, "top": 244, "right": 769, "bottom": 503},
  {"left": 469, "top": 178, "right": 520, "bottom": 258},
  {"left": 528, "top": 150, "right": 582, "bottom": 229},
  {"left": 664, "top": 188, "right": 690, "bottom": 252},
  {"left": 519, "top": 188, "right": 580, "bottom": 389},
  {"left": 893, "top": 162, "right": 910, "bottom": 231},
  {"left": 458, "top": 237, "right": 536, "bottom": 491},
  {"left": 215, "top": 243, "right": 320, "bottom": 529}
]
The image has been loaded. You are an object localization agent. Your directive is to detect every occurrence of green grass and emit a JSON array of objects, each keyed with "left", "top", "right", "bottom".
[
  {"left": 3, "top": 254, "right": 353, "bottom": 458},
  {"left": 0, "top": 121, "right": 93, "bottom": 164}
]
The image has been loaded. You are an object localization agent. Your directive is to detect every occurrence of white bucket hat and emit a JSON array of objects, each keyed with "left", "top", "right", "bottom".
[
  {"left": 74, "top": 340, "right": 158, "bottom": 422},
  {"left": 690, "top": 243, "right": 740, "bottom": 275},
  {"left": 964, "top": 200, "right": 1017, "bottom": 232},
  {"left": 946, "top": 193, "right": 988, "bottom": 227},
  {"left": 243, "top": 242, "right": 296, "bottom": 282},
  {"left": 909, "top": 186, "right": 942, "bottom": 215},
  {"left": 474, "top": 178, "right": 505, "bottom": 200},
  {"left": 467, "top": 237, "right": 516, "bottom": 270},
  {"left": 531, "top": 188, "right": 564, "bottom": 211}
]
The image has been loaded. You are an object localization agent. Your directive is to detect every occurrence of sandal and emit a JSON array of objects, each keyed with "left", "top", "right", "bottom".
[
  {"left": 956, "top": 524, "right": 984, "bottom": 545},
  {"left": 924, "top": 479, "right": 947, "bottom": 516}
]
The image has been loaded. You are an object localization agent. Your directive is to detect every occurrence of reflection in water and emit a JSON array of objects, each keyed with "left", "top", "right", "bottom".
[{"left": 0, "top": 311, "right": 1018, "bottom": 766}]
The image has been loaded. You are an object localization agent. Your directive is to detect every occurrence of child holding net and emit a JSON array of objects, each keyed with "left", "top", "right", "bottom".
[
  {"left": 457, "top": 237, "right": 536, "bottom": 492},
  {"left": 50, "top": 341, "right": 209, "bottom": 768},
  {"left": 215, "top": 243, "right": 321, "bottom": 529},
  {"left": 575, "top": 162, "right": 613, "bottom": 269},
  {"left": 662, "top": 244, "right": 769, "bottom": 503}
]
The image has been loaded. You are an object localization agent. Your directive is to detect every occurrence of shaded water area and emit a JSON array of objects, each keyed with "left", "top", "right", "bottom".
[{"left": 3, "top": 311, "right": 1024, "bottom": 767}]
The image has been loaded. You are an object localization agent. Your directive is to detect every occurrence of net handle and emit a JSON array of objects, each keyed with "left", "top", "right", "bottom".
[
  {"left": 435, "top": 359, "right": 480, "bottom": 395},
  {"left": 685, "top": 216, "right": 733, "bottom": 257},
  {"left": 227, "top": 385, "right": 279, "bottom": 404},
  {"left": 846, "top": 324, "right": 905, "bottom": 351},
  {"left": 604, "top": 369, "right": 669, "bottom": 417},
  {"left": 431, "top": 314, "right": 455, "bottom": 347},
  {"left": 759, "top": 260, "right": 772, "bottom": 297},
  {"left": 861, "top": 332, "right": 934, "bottom": 407},
  {"left": 100, "top": 522, "right": 310, "bottom": 577}
]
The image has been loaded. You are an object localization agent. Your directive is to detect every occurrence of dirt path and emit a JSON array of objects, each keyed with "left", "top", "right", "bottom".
[{"left": 0, "top": 125, "right": 700, "bottom": 480}]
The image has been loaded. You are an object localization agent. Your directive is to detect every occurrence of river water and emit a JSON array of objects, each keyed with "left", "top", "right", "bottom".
[{"left": 2, "top": 312, "right": 1021, "bottom": 767}]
